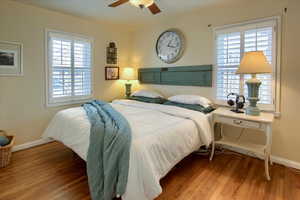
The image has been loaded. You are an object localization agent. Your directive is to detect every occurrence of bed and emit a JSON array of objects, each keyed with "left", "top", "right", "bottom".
[{"left": 43, "top": 99, "right": 213, "bottom": 200}]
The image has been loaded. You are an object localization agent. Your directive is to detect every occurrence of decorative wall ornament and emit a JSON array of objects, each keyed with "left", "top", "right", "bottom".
[
  {"left": 106, "top": 42, "right": 117, "bottom": 65},
  {"left": 0, "top": 41, "right": 23, "bottom": 76},
  {"left": 105, "top": 66, "right": 119, "bottom": 80}
]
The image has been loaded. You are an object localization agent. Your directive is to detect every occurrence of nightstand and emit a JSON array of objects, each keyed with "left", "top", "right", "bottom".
[{"left": 210, "top": 107, "right": 274, "bottom": 180}]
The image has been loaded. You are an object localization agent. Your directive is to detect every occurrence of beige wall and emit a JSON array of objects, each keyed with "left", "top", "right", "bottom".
[
  {"left": 280, "top": 0, "right": 300, "bottom": 162},
  {"left": 131, "top": 0, "right": 300, "bottom": 163},
  {"left": 0, "top": 0, "right": 132, "bottom": 145}
]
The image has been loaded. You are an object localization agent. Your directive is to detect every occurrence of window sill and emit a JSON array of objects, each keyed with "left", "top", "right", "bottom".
[{"left": 46, "top": 98, "right": 93, "bottom": 108}]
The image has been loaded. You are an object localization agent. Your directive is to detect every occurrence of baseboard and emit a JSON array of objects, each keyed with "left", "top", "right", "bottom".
[
  {"left": 12, "top": 138, "right": 54, "bottom": 152},
  {"left": 271, "top": 155, "right": 300, "bottom": 170},
  {"left": 220, "top": 145, "right": 300, "bottom": 170},
  {"left": 11, "top": 138, "right": 300, "bottom": 170}
]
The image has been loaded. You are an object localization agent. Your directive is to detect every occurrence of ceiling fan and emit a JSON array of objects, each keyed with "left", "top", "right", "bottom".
[{"left": 108, "top": 0, "right": 161, "bottom": 15}]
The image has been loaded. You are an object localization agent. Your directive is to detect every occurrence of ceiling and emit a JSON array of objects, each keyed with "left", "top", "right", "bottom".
[{"left": 13, "top": 0, "right": 233, "bottom": 26}]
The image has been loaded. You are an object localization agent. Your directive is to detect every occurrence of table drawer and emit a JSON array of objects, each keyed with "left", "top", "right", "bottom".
[{"left": 215, "top": 116, "right": 261, "bottom": 129}]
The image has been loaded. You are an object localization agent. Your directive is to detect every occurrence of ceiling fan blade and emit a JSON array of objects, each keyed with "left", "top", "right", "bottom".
[
  {"left": 148, "top": 3, "right": 161, "bottom": 15},
  {"left": 108, "top": 0, "right": 129, "bottom": 7}
]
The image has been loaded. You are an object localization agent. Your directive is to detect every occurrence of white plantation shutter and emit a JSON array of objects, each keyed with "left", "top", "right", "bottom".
[
  {"left": 214, "top": 18, "right": 278, "bottom": 110},
  {"left": 47, "top": 31, "right": 93, "bottom": 106},
  {"left": 216, "top": 32, "right": 241, "bottom": 100},
  {"left": 51, "top": 38, "right": 72, "bottom": 98},
  {"left": 74, "top": 41, "right": 92, "bottom": 96},
  {"left": 243, "top": 27, "right": 273, "bottom": 104}
]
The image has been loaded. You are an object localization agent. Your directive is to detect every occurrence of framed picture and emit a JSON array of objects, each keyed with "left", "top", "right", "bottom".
[
  {"left": 106, "top": 42, "right": 117, "bottom": 65},
  {"left": 0, "top": 41, "right": 23, "bottom": 76},
  {"left": 105, "top": 66, "right": 119, "bottom": 80}
]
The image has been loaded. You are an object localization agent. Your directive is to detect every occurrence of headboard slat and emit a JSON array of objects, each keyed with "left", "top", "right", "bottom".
[{"left": 138, "top": 65, "right": 213, "bottom": 87}]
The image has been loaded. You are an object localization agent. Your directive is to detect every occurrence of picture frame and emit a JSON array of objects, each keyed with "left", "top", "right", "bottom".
[
  {"left": 0, "top": 41, "right": 23, "bottom": 76},
  {"left": 105, "top": 66, "right": 119, "bottom": 80},
  {"left": 106, "top": 42, "right": 117, "bottom": 65}
]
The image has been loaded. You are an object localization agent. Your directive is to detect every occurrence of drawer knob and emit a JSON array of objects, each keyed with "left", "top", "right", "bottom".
[{"left": 233, "top": 120, "right": 243, "bottom": 125}]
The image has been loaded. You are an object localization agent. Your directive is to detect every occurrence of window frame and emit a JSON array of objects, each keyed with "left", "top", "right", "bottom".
[
  {"left": 212, "top": 16, "right": 281, "bottom": 115},
  {"left": 45, "top": 29, "right": 94, "bottom": 107}
]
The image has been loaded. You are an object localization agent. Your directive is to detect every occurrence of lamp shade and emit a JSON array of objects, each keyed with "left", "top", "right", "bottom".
[
  {"left": 236, "top": 51, "right": 272, "bottom": 74},
  {"left": 120, "top": 67, "right": 137, "bottom": 80}
]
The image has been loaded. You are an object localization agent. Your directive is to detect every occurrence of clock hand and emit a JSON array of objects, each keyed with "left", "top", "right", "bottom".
[
  {"left": 167, "top": 41, "right": 177, "bottom": 48},
  {"left": 168, "top": 45, "right": 177, "bottom": 48},
  {"left": 167, "top": 41, "right": 172, "bottom": 47}
]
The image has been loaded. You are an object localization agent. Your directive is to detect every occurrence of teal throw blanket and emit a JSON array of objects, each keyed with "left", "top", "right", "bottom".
[{"left": 83, "top": 100, "right": 131, "bottom": 200}]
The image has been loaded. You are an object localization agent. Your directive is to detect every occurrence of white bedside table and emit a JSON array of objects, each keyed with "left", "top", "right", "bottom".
[{"left": 210, "top": 107, "right": 274, "bottom": 180}]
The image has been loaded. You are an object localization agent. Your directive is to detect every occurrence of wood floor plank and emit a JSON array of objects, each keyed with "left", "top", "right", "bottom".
[{"left": 0, "top": 142, "right": 299, "bottom": 200}]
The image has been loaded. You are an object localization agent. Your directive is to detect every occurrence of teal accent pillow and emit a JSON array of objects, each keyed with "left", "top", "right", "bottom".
[
  {"left": 0, "top": 135, "right": 10, "bottom": 146},
  {"left": 129, "top": 96, "right": 166, "bottom": 104},
  {"left": 163, "top": 101, "right": 215, "bottom": 114}
]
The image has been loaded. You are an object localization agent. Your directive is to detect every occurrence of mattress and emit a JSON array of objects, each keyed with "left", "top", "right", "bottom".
[{"left": 43, "top": 99, "right": 213, "bottom": 200}]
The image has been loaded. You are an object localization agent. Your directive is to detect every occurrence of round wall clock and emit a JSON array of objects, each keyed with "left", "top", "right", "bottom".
[{"left": 156, "top": 29, "right": 185, "bottom": 64}]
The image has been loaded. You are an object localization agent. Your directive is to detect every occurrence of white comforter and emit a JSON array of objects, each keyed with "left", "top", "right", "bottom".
[{"left": 43, "top": 100, "right": 212, "bottom": 200}]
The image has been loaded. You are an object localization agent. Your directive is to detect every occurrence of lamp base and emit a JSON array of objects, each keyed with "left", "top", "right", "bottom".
[
  {"left": 125, "top": 83, "right": 132, "bottom": 98},
  {"left": 245, "top": 74, "right": 261, "bottom": 116},
  {"left": 245, "top": 105, "right": 260, "bottom": 116}
]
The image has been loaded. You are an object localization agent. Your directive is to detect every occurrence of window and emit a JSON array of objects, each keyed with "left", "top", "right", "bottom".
[
  {"left": 46, "top": 30, "right": 93, "bottom": 106},
  {"left": 214, "top": 17, "right": 280, "bottom": 111}
]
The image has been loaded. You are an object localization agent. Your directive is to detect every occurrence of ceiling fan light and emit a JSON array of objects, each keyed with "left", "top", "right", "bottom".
[{"left": 129, "top": 0, "right": 154, "bottom": 8}]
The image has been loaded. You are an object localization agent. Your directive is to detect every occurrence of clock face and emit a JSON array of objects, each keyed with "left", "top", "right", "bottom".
[{"left": 156, "top": 30, "right": 184, "bottom": 64}]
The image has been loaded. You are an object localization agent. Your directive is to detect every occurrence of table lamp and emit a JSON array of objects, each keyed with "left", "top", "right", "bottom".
[
  {"left": 120, "top": 67, "right": 137, "bottom": 98},
  {"left": 236, "top": 51, "right": 272, "bottom": 116}
]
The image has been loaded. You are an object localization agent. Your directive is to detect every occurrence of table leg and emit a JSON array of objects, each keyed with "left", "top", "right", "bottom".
[
  {"left": 220, "top": 123, "right": 224, "bottom": 138},
  {"left": 210, "top": 122, "right": 216, "bottom": 161},
  {"left": 265, "top": 124, "right": 272, "bottom": 181},
  {"left": 265, "top": 151, "right": 271, "bottom": 181},
  {"left": 210, "top": 141, "right": 215, "bottom": 161},
  {"left": 269, "top": 126, "right": 273, "bottom": 166}
]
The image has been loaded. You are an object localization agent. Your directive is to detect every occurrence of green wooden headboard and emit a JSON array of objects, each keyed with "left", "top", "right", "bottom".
[{"left": 138, "top": 65, "right": 213, "bottom": 87}]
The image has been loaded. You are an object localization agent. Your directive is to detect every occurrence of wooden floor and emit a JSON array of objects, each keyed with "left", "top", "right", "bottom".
[{"left": 1, "top": 142, "right": 300, "bottom": 200}]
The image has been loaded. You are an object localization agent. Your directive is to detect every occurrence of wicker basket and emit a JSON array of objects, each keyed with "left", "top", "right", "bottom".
[{"left": 0, "top": 130, "right": 15, "bottom": 168}]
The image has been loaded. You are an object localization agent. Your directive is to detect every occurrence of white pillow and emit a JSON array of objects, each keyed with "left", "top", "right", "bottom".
[
  {"left": 168, "top": 95, "right": 212, "bottom": 107},
  {"left": 131, "top": 89, "right": 164, "bottom": 98}
]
